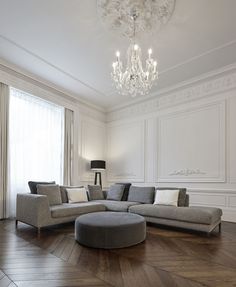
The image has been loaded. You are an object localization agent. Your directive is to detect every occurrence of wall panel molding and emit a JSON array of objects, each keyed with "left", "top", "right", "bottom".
[
  {"left": 229, "top": 97, "right": 236, "bottom": 183},
  {"left": 107, "top": 120, "right": 145, "bottom": 182},
  {"left": 78, "top": 118, "right": 106, "bottom": 182},
  {"left": 157, "top": 101, "right": 225, "bottom": 182}
]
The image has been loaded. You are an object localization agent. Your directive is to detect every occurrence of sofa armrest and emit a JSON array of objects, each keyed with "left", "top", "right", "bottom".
[{"left": 16, "top": 193, "right": 51, "bottom": 228}]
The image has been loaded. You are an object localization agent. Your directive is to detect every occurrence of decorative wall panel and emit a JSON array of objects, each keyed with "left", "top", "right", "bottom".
[
  {"left": 107, "top": 121, "right": 145, "bottom": 182},
  {"left": 229, "top": 97, "right": 236, "bottom": 183},
  {"left": 79, "top": 119, "right": 106, "bottom": 181},
  {"left": 158, "top": 102, "right": 225, "bottom": 182}
]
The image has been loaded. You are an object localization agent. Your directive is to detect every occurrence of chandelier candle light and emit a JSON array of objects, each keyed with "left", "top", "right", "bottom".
[{"left": 111, "top": 14, "right": 158, "bottom": 97}]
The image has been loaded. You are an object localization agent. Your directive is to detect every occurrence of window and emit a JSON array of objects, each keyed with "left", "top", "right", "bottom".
[{"left": 9, "top": 88, "right": 64, "bottom": 216}]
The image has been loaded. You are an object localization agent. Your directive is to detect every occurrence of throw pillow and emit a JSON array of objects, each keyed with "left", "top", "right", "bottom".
[
  {"left": 66, "top": 187, "right": 88, "bottom": 203},
  {"left": 128, "top": 186, "right": 155, "bottom": 204},
  {"left": 177, "top": 189, "right": 187, "bottom": 206},
  {"left": 87, "top": 185, "right": 104, "bottom": 200},
  {"left": 106, "top": 185, "right": 125, "bottom": 201},
  {"left": 156, "top": 188, "right": 187, "bottom": 206},
  {"left": 28, "top": 181, "right": 55, "bottom": 194},
  {"left": 37, "top": 184, "right": 62, "bottom": 206},
  {"left": 60, "top": 185, "right": 84, "bottom": 203},
  {"left": 115, "top": 183, "right": 131, "bottom": 201},
  {"left": 154, "top": 189, "right": 179, "bottom": 206}
]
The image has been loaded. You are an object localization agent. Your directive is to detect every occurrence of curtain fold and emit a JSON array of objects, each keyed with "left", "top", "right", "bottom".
[
  {"left": 0, "top": 83, "right": 9, "bottom": 219},
  {"left": 63, "top": 108, "right": 74, "bottom": 185}
]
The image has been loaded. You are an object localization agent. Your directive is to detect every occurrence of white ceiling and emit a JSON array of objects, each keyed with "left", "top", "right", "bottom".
[{"left": 0, "top": 0, "right": 236, "bottom": 110}]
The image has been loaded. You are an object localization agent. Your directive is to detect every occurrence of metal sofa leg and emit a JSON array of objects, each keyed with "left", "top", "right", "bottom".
[
  {"left": 219, "top": 222, "right": 222, "bottom": 233},
  {"left": 15, "top": 220, "right": 18, "bottom": 228}
]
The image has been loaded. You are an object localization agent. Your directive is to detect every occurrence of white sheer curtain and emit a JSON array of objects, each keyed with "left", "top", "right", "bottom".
[{"left": 9, "top": 88, "right": 64, "bottom": 217}]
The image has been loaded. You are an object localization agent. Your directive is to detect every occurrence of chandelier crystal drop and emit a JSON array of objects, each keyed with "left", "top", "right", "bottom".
[{"left": 111, "top": 43, "right": 158, "bottom": 97}]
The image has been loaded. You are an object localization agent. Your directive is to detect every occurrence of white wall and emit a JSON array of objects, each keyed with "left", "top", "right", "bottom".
[{"left": 106, "top": 66, "right": 236, "bottom": 222}]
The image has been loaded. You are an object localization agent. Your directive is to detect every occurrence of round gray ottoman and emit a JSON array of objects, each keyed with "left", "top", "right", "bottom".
[{"left": 75, "top": 211, "right": 146, "bottom": 249}]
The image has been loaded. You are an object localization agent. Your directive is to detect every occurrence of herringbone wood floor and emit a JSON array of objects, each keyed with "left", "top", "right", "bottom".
[{"left": 0, "top": 220, "right": 236, "bottom": 287}]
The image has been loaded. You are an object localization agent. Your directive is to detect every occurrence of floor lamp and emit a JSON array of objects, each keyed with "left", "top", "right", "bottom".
[{"left": 90, "top": 160, "right": 106, "bottom": 188}]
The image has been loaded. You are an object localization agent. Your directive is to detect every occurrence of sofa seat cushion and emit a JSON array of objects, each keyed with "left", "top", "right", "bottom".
[
  {"left": 50, "top": 202, "right": 106, "bottom": 218},
  {"left": 129, "top": 205, "right": 222, "bottom": 225},
  {"left": 92, "top": 200, "right": 140, "bottom": 212}
]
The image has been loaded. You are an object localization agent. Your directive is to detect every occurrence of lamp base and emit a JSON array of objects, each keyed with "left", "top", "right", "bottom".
[{"left": 94, "top": 172, "right": 102, "bottom": 187}]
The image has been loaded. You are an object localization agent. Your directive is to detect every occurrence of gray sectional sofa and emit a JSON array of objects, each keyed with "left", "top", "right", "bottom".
[{"left": 16, "top": 183, "right": 222, "bottom": 235}]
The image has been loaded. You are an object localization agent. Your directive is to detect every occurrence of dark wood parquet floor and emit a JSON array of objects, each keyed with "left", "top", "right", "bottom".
[{"left": 0, "top": 220, "right": 236, "bottom": 287}]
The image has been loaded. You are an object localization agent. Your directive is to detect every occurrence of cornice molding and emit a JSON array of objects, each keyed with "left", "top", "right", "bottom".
[
  {"left": 107, "top": 66, "right": 236, "bottom": 121},
  {"left": 0, "top": 60, "right": 106, "bottom": 122},
  {"left": 0, "top": 34, "right": 108, "bottom": 101}
]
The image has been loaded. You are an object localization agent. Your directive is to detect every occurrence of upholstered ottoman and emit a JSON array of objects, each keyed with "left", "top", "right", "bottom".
[{"left": 75, "top": 211, "right": 146, "bottom": 249}]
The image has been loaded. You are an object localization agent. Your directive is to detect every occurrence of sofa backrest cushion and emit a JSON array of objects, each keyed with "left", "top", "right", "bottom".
[
  {"left": 28, "top": 181, "right": 55, "bottom": 194},
  {"left": 156, "top": 188, "right": 187, "bottom": 207},
  {"left": 106, "top": 185, "right": 125, "bottom": 201},
  {"left": 88, "top": 185, "right": 104, "bottom": 200},
  {"left": 37, "top": 184, "right": 62, "bottom": 206},
  {"left": 60, "top": 185, "right": 84, "bottom": 203},
  {"left": 128, "top": 186, "right": 155, "bottom": 204},
  {"left": 115, "top": 183, "right": 132, "bottom": 201}
]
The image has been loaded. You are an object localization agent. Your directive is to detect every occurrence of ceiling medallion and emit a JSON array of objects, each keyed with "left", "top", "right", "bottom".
[{"left": 97, "top": 0, "right": 176, "bottom": 97}]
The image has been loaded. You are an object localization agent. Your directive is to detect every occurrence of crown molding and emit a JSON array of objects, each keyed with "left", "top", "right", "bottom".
[
  {"left": 0, "top": 34, "right": 108, "bottom": 101},
  {"left": 160, "top": 39, "right": 236, "bottom": 76},
  {"left": 0, "top": 58, "right": 107, "bottom": 117},
  {"left": 108, "top": 61, "right": 236, "bottom": 113},
  {"left": 107, "top": 62, "right": 236, "bottom": 121}
]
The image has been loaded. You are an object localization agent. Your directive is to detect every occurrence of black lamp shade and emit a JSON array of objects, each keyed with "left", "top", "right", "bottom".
[{"left": 90, "top": 160, "right": 106, "bottom": 170}]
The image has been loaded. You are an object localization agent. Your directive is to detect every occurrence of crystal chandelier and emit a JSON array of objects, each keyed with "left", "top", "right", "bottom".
[
  {"left": 97, "top": 0, "right": 176, "bottom": 97},
  {"left": 111, "top": 14, "right": 158, "bottom": 97}
]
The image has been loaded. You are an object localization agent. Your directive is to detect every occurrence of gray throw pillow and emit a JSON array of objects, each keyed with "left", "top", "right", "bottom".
[
  {"left": 60, "top": 185, "right": 84, "bottom": 203},
  {"left": 37, "top": 184, "right": 62, "bottom": 206},
  {"left": 177, "top": 189, "right": 187, "bottom": 206},
  {"left": 128, "top": 186, "right": 155, "bottom": 204},
  {"left": 106, "top": 185, "right": 125, "bottom": 201},
  {"left": 115, "top": 183, "right": 131, "bottom": 201},
  {"left": 87, "top": 185, "right": 104, "bottom": 200},
  {"left": 28, "top": 181, "right": 55, "bottom": 194},
  {"left": 156, "top": 188, "right": 187, "bottom": 207}
]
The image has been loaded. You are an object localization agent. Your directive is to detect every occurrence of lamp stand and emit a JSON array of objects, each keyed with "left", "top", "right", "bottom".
[{"left": 94, "top": 172, "right": 102, "bottom": 187}]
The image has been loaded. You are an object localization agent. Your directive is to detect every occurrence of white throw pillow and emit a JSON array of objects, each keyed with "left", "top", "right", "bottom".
[
  {"left": 154, "top": 189, "right": 179, "bottom": 206},
  {"left": 66, "top": 187, "right": 88, "bottom": 203}
]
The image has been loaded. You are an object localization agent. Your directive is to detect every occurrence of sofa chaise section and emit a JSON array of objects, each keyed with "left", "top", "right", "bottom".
[
  {"left": 16, "top": 193, "right": 106, "bottom": 233},
  {"left": 129, "top": 204, "right": 222, "bottom": 233}
]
